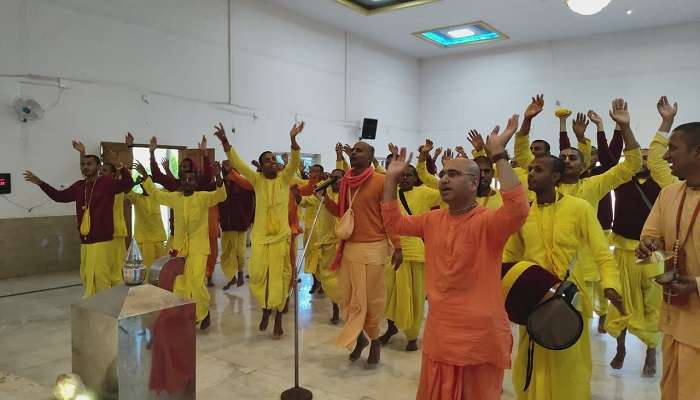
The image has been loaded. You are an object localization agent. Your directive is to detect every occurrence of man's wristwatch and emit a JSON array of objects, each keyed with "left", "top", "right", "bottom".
[{"left": 490, "top": 151, "right": 510, "bottom": 164}]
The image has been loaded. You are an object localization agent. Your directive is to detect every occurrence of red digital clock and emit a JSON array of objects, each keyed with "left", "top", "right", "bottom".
[{"left": 0, "top": 173, "right": 11, "bottom": 194}]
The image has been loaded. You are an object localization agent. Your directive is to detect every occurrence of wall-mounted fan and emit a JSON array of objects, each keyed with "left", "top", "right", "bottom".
[{"left": 13, "top": 97, "right": 45, "bottom": 123}]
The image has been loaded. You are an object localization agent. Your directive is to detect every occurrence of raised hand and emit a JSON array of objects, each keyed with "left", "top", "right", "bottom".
[
  {"left": 467, "top": 130, "right": 485, "bottom": 152},
  {"left": 23, "top": 170, "right": 42, "bottom": 185},
  {"left": 342, "top": 144, "right": 353, "bottom": 157},
  {"left": 441, "top": 148, "right": 453, "bottom": 164},
  {"left": 72, "top": 140, "right": 85, "bottom": 154},
  {"left": 657, "top": 96, "right": 678, "bottom": 121},
  {"left": 213, "top": 123, "right": 228, "bottom": 143},
  {"left": 335, "top": 142, "right": 343, "bottom": 155},
  {"left": 289, "top": 121, "right": 305, "bottom": 150},
  {"left": 455, "top": 146, "right": 468, "bottom": 158},
  {"left": 125, "top": 132, "right": 134, "bottom": 147},
  {"left": 485, "top": 114, "right": 520, "bottom": 157},
  {"left": 388, "top": 143, "right": 399, "bottom": 157},
  {"left": 386, "top": 147, "right": 413, "bottom": 180},
  {"left": 572, "top": 112, "right": 590, "bottom": 140},
  {"left": 609, "top": 98, "right": 630, "bottom": 127},
  {"left": 433, "top": 147, "right": 443, "bottom": 161},
  {"left": 251, "top": 160, "right": 261, "bottom": 172},
  {"left": 587, "top": 110, "right": 603, "bottom": 126},
  {"left": 198, "top": 135, "right": 208, "bottom": 152},
  {"left": 149, "top": 136, "right": 158, "bottom": 153},
  {"left": 160, "top": 158, "right": 170, "bottom": 172},
  {"left": 524, "top": 94, "right": 544, "bottom": 119},
  {"left": 132, "top": 161, "right": 148, "bottom": 177}
]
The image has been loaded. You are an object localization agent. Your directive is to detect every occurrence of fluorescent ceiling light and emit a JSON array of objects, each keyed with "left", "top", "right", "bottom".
[
  {"left": 447, "top": 28, "right": 475, "bottom": 38},
  {"left": 566, "top": 0, "right": 612, "bottom": 16},
  {"left": 414, "top": 21, "right": 507, "bottom": 48}
]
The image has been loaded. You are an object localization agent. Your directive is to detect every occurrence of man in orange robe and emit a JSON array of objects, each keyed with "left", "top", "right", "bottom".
[{"left": 382, "top": 116, "right": 529, "bottom": 400}]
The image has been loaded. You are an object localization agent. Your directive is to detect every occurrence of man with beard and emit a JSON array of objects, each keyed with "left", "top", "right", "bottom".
[
  {"left": 604, "top": 97, "right": 679, "bottom": 377},
  {"left": 637, "top": 97, "right": 700, "bottom": 400}
]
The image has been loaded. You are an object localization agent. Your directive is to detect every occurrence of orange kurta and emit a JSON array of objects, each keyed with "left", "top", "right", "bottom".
[{"left": 382, "top": 186, "right": 529, "bottom": 399}]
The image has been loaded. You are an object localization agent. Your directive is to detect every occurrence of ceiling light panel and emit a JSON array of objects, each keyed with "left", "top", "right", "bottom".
[
  {"left": 336, "top": 0, "right": 441, "bottom": 16},
  {"left": 414, "top": 21, "right": 507, "bottom": 48}
]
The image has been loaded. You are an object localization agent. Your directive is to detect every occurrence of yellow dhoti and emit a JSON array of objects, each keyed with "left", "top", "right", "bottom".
[
  {"left": 109, "top": 237, "right": 127, "bottom": 285},
  {"left": 662, "top": 335, "right": 700, "bottom": 400},
  {"left": 79, "top": 241, "right": 114, "bottom": 298},
  {"left": 249, "top": 239, "right": 291, "bottom": 312},
  {"left": 315, "top": 242, "right": 339, "bottom": 303},
  {"left": 138, "top": 241, "right": 166, "bottom": 268},
  {"left": 512, "top": 320, "right": 592, "bottom": 400},
  {"left": 221, "top": 231, "right": 247, "bottom": 280},
  {"left": 173, "top": 254, "right": 210, "bottom": 323},
  {"left": 335, "top": 240, "right": 389, "bottom": 349},
  {"left": 605, "top": 246, "right": 662, "bottom": 347},
  {"left": 385, "top": 260, "right": 425, "bottom": 341}
]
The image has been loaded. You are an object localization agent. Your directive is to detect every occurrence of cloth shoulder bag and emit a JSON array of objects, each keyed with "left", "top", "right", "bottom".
[{"left": 335, "top": 187, "right": 361, "bottom": 240}]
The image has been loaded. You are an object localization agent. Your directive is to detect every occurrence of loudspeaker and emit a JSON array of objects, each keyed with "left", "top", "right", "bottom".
[{"left": 361, "top": 118, "right": 378, "bottom": 140}]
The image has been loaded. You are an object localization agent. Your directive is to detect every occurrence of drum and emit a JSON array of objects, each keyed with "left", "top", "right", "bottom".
[
  {"left": 501, "top": 261, "right": 562, "bottom": 325},
  {"left": 150, "top": 256, "right": 186, "bottom": 292}
]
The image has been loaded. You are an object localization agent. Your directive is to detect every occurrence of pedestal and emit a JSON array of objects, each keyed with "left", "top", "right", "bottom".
[{"left": 71, "top": 284, "right": 196, "bottom": 399}]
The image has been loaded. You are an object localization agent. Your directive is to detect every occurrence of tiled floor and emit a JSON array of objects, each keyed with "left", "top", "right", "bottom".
[{"left": 0, "top": 265, "right": 662, "bottom": 399}]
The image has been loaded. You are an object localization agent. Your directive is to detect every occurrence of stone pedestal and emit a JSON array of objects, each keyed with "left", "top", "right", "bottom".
[{"left": 71, "top": 284, "right": 196, "bottom": 399}]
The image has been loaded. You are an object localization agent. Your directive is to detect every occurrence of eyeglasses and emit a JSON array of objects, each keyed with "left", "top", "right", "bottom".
[{"left": 443, "top": 170, "right": 479, "bottom": 179}]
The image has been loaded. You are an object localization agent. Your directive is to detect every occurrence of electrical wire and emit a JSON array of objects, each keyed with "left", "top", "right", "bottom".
[{"left": 0, "top": 195, "right": 51, "bottom": 213}]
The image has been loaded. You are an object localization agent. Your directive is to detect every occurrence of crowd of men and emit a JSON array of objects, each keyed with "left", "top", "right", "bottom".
[{"left": 23, "top": 94, "right": 699, "bottom": 399}]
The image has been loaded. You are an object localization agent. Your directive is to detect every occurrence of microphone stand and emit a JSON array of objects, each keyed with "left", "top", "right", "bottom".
[{"left": 281, "top": 192, "right": 327, "bottom": 400}]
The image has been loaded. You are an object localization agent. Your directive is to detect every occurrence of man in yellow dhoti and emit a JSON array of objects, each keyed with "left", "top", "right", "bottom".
[
  {"left": 215, "top": 121, "right": 304, "bottom": 337},
  {"left": 637, "top": 109, "right": 700, "bottom": 400},
  {"left": 516, "top": 97, "right": 642, "bottom": 335},
  {"left": 297, "top": 168, "right": 345, "bottom": 323},
  {"left": 125, "top": 180, "right": 167, "bottom": 272},
  {"left": 136, "top": 162, "right": 226, "bottom": 330},
  {"left": 378, "top": 164, "right": 440, "bottom": 352},
  {"left": 504, "top": 150, "right": 626, "bottom": 400}
]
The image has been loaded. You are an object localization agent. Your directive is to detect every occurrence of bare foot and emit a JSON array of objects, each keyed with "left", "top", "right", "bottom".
[
  {"left": 200, "top": 312, "right": 211, "bottom": 330},
  {"left": 597, "top": 315, "right": 607, "bottom": 334},
  {"left": 273, "top": 311, "right": 283, "bottom": 337},
  {"left": 367, "top": 339, "right": 381, "bottom": 364},
  {"left": 610, "top": 347, "right": 626, "bottom": 370},
  {"left": 405, "top": 340, "right": 418, "bottom": 352},
  {"left": 330, "top": 303, "right": 340, "bottom": 325},
  {"left": 259, "top": 309, "right": 271, "bottom": 331},
  {"left": 223, "top": 277, "right": 236, "bottom": 290},
  {"left": 378, "top": 321, "right": 398, "bottom": 345},
  {"left": 642, "top": 348, "right": 657, "bottom": 377},
  {"left": 349, "top": 333, "right": 368, "bottom": 362}
]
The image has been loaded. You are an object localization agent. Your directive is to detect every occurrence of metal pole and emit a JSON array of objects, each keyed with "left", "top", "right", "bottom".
[{"left": 282, "top": 194, "right": 326, "bottom": 400}]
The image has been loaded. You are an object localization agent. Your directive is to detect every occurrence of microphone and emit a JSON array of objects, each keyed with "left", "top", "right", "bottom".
[{"left": 314, "top": 176, "right": 338, "bottom": 193}]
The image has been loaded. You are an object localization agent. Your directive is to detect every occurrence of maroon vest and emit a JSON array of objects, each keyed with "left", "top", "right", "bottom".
[{"left": 612, "top": 177, "right": 661, "bottom": 240}]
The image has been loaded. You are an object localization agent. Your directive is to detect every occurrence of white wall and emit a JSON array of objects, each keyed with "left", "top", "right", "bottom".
[
  {"left": 0, "top": 0, "right": 420, "bottom": 219},
  {"left": 419, "top": 22, "right": 700, "bottom": 152}
]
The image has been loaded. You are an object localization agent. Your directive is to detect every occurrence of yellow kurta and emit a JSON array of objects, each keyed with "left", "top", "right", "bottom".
[
  {"left": 125, "top": 191, "right": 167, "bottom": 268},
  {"left": 385, "top": 185, "right": 441, "bottom": 340},
  {"left": 299, "top": 191, "right": 340, "bottom": 302},
  {"left": 109, "top": 192, "right": 128, "bottom": 284},
  {"left": 416, "top": 160, "right": 448, "bottom": 209},
  {"left": 504, "top": 194, "right": 621, "bottom": 400},
  {"left": 227, "top": 147, "right": 300, "bottom": 311},
  {"left": 143, "top": 178, "right": 226, "bottom": 322},
  {"left": 648, "top": 131, "right": 678, "bottom": 189}
]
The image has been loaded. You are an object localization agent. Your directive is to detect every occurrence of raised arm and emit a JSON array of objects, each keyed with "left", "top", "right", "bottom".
[
  {"left": 282, "top": 122, "right": 303, "bottom": 182},
  {"left": 515, "top": 94, "right": 544, "bottom": 169},
  {"left": 381, "top": 148, "right": 426, "bottom": 238},
  {"left": 649, "top": 96, "right": 679, "bottom": 188},
  {"left": 572, "top": 112, "right": 592, "bottom": 170},
  {"left": 72, "top": 140, "right": 86, "bottom": 172},
  {"left": 416, "top": 159, "right": 439, "bottom": 189},
  {"left": 197, "top": 135, "right": 214, "bottom": 189},
  {"left": 25, "top": 171, "right": 78, "bottom": 203},
  {"left": 111, "top": 165, "right": 135, "bottom": 194},
  {"left": 588, "top": 110, "right": 615, "bottom": 170},
  {"left": 213, "top": 123, "right": 258, "bottom": 184},
  {"left": 608, "top": 125, "right": 623, "bottom": 163},
  {"left": 148, "top": 136, "right": 179, "bottom": 191}
]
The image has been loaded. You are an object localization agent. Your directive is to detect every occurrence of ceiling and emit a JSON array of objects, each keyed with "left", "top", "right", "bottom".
[{"left": 263, "top": 0, "right": 700, "bottom": 58}]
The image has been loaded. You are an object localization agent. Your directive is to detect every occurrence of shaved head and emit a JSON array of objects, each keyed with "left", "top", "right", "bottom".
[
  {"left": 439, "top": 158, "right": 480, "bottom": 208},
  {"left": 445, "top": 158, "right": 480, "bottom": 176}
]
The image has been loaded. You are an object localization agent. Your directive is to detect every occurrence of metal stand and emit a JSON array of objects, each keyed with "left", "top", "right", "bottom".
[{"left": 281, "top": 194, "right": 327, "bottom": 400}]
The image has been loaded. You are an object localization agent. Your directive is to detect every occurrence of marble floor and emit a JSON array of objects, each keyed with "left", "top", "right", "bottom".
[{"left": 0, "top": 265, "right": 662, "bottom": 399}]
